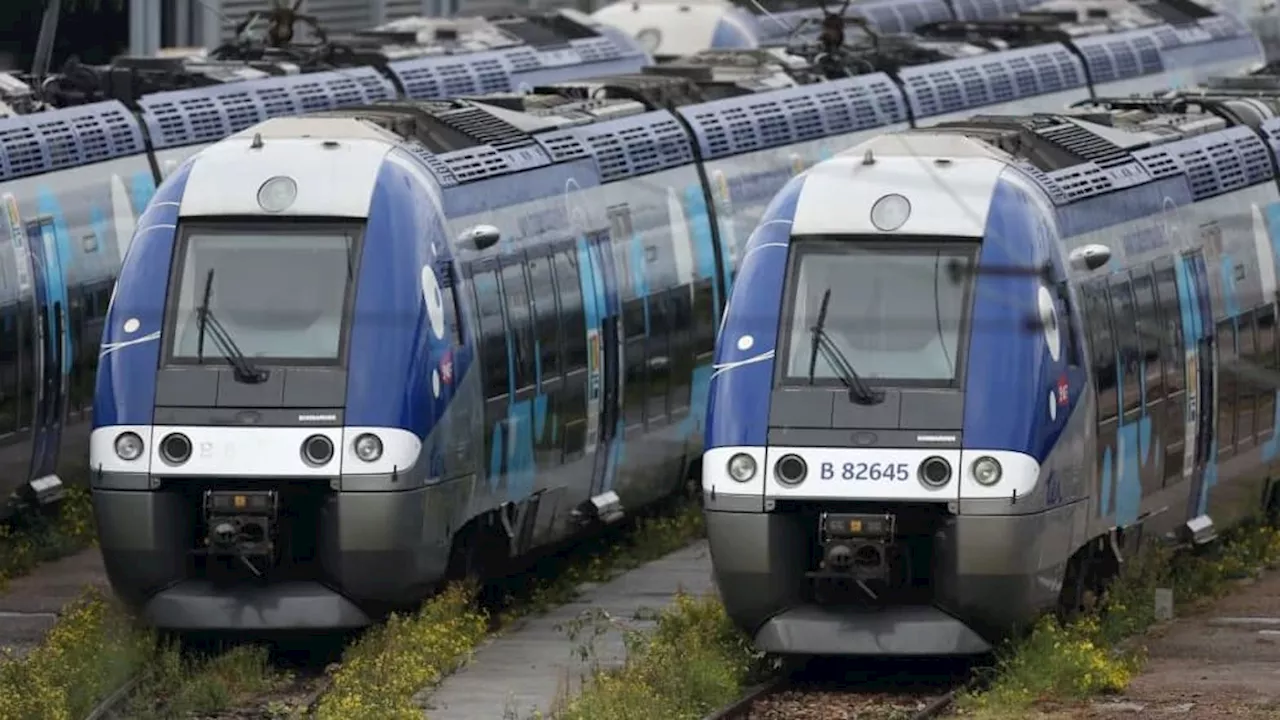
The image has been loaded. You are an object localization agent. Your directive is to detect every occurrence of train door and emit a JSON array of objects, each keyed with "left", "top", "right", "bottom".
[
  {"left": 1182, "top": 249, "right": 1215, "bottom": 521},
  {"left": 24, "top": 215, "right": 68, "bottom": 495},
  {"left": 581, "top": 230, "right": 623, "bottom": 503}
]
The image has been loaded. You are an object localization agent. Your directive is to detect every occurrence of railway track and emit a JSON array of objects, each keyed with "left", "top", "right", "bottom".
[
  {"left": 80, "top": 632, "right": 345, "bottom": 720},
  {"left": 704, "top": 657, "right": 989, "bottom": 720}
]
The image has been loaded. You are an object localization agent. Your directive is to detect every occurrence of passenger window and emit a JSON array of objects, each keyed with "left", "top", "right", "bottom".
[
  {"left": 554, "top": 249, "right": 588, "bottom": 372},
  {"left": 1259, "top": 304, "right": 1279, "bottom": 371},
  {"left": 622, "top": 297, "right": 646, "bottom": 341},
  {"left": 668, "top": 285, "right": 693, "bottom": 415},
  {"left": 1108, "top": 277, "right": 1142, "bottom": 415},
  {"left": 624, "top": 334, "right": 646, "bottom": 430},
  {"left": 692, "top": 279, "right": 716, "bottom": 358},
  {"left": 471, "top": 265, "right": 509, "bottom": 398},
  {"left": 17, "top": 301, "right": 34, "bottom": 433},
  {"left": 1217, "top": 317, "right": 1237, "bottom": 450},
  {"left": 0, "top": 308, "right": 19, "bottom": 436},
  {"left": 527, "top": 253, "right": 561, "bottom": 382},
  {"left": 437, "top": 261, "right": 463, "bottom": 345},
  {"left": 500, "top": 258, "right": 536, "bottom": 391},
  {"left": 1237, "top": 310, "right": 1258, "bottom": 444},
  {"left": 1257, "top": 304, "right": 1277, "bottom": 436},
  {"left": 1130, "top": 268, "right": 1164, "bottom": 403},
  {"left": 1153, "top": 259, "right": 1184, "bottom": 394},
  {"left": 646, "top": 288, "right": 672, "bottom": 424},
  {"left": 1084, "top": 279, "right": 1118, "bottom": 421}
]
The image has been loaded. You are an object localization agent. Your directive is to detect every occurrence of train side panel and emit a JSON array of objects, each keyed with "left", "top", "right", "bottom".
[
  {"left": 1061, "top": 167, "right": 1280, "bottom": 548},
  {"left": 0, "top": 102, "right": 158, "bottom": 510}
]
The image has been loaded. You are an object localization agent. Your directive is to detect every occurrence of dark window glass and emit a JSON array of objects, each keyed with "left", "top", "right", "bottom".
[
  {"left": 622, "top": 297, "right": 646, "bottom": 340},
  {"left": 1109, "top": 278, "right": 1142, "bottom": 415},
  {"left": 1259, "top": 304, "right": 1279, "bottom": 371},
  {"left": 1258, "top": 304, "right": 1277, "bottom": 436},
  {"left": 0, "top": 307, "right": 20, "bottom": 435},
  {"left": 692, "top": 279, "right": 716, "bottom": 358},
  {"left": 624, "top": 336, "right": 646, "bottom": 429},
  {"left": 18, "top": 301, "right": 35, "bottom": 434},
  {"left": 646, "top": 289, "right": 671, "bottom": 423},
  {"left": 500, "top": 259, "right": 536, "bottom": 391},
  {"left": 1084, "top": 279, "right": 1117, "bottom": 420},
  {"left": 1061, "top": 283, "right": 1084, "bottom": 367},
  {"left": 668, "top": 285, "right": 693, "bottom": 415},
  {"left": 554, "top": 249, "right": 588, "bottom": 372},
  {"left": 436, "top": 262, "right": 463, "bottom": 345},
  {"left": 1153, "top": 259, "right": 1184, "bottom": 394},
  {"left": 1217, "top": 317, "right": 1237, "bottom": 449},
  {"left": 1131, "top": 268, "right": 1164, "bottom": 404},
  {"left": 472, "top": 266, "right": 508, "bottom": 398},
  {"left": 1237, "top": 310, "right": 1257, "bottom": 444},
  {"left": 527, "top": 252, "right": 561, "bottom": 381}
]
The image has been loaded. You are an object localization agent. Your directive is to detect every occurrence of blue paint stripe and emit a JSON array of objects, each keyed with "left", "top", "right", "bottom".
[
  {"left": 682, "top": 184, "right": 721, "bottom": 320},
  {"left": 1220, "top": 254, "right": 1241, "bottom": 318},
  {"left": 36, "top": 189, "right": 72, "bottom": 373}
]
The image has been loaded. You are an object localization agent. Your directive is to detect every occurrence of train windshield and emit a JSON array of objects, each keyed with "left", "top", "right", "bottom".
[
  {"left": 165, "top": 222, "right": 362, "bottom": 365},
  {"left": 777, "top": 238, "right": 978, "bottom": 388}
]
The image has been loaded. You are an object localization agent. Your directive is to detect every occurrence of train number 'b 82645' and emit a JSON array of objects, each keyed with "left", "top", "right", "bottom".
[{"left": 820, "top": 462, "right": 911, "bottom": 481}]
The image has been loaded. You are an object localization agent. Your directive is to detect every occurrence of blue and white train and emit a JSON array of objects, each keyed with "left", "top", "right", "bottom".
[
  {"left": 0, "top": 10, "right": 652, "bottom": 520},
  {"left": 87, "top": 9, "right": 1264, "bottom": 630},
  {"left": 588, "top": 0, "right": 1040, "bottom": 58},
  {"left": 703, "top": 80, "right": 1280, "bottom": 656}
]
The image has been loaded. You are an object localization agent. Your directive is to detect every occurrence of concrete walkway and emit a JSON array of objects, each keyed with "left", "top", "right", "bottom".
[
  {"left": 417, "top": 540, "right": 717, "bottom": 720},
  {"left": 0, "top": 547, "right": 106, "bottom": 658}
]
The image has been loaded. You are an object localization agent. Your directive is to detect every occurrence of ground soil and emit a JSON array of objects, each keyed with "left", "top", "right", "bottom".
[{"left": 1039, "top": 569, "right": 1280, "bottom": 719}]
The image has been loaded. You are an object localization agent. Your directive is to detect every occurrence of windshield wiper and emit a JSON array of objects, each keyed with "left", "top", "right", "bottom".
[
  {"left": 807, "top": 288, "right": 884, "bottom": 406},
  {"left": 196, "top": 268, "right": 268, "bottom": 384}
]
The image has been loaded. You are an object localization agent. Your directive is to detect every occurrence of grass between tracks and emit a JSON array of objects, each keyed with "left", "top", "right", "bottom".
[
  {"left": 0, "top": 588, "right": 292, "bottom": 720},
  {"left": 0, "top": 496, "right": 704, "bottom": 720},
  {"left": 532, "top": 520, "right": 1280, "bottom": 720},
  {"left": 0, "top": 485, "right": 97, "bottom": 590},
  {"left": 955, "top": 519, "right": 1280, "bottom": 718},
  {"left": 312, "top": 497, "right": 707, "bottom": 720},
  {"left": 533, "top": 592, "right": 768, "bottom": 720}
]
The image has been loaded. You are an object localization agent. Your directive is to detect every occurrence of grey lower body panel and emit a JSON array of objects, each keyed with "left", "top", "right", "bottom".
[
  {"left": 707, "top": 507, "right": 1062, "bottom": 655},
  {"left": 93, "top": 478, "right": 453, "bottom": 630},
  {"left": 142, "top": 580, "right": 372, "bottom": 630},
  {"left": 753, "top": 604, "right": 991, "bottom": 656}
]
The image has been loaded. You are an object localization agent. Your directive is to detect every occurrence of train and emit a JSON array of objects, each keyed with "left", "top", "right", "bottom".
[
  {"left": 0, "top": 9, "right": 652, "bottom": 520},
  {"left": 587, "top": 0, "right": 1247, "bottom": 58},
  {"left": 588, "top": 0, "right": 1042, "bottom": 58},
  {"left": 87, "top": 4, "right": 1264, "bottom": 630},
  {"left": 702, "top": 62, "right": 1280, "bottom": 657}
]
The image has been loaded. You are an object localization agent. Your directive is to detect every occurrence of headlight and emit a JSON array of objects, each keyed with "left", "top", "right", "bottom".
[
  {"left": 972, "top": 456, "right": 1003, "bottom": 486},
  {"left": 159, "top": 433, "right": 192, "bottom": 465},
  {"left": 354, "top": 433, "right": 383, "bottom": 463},
  {"left": 726, "top": 453, "right": 757, "bottom": 482},
  {"left": 775, "top": 454, "right": 807, "bottom": 486},
  {"left": 918, "top": 456, "right": 952, "bottom": 488},
  {"left": 302, "top": 434, "right": 335, "bottom": 466},
  {"left": 115, "top": 432, "right": 144, "bottom": 461}
]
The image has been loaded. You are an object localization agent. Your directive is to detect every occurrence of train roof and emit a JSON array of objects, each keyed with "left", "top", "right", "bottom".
[
  {"left": 274, "top": 7, "right": 1247, "bottom": 190},
  {"left": 905, "top": 95, "right": 1278, "bottom": 205},
  {"left": 1, "top": 8, "right": 643, "bottom": 113}
]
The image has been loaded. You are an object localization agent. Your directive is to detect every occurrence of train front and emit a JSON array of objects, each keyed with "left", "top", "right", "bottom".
[
  {"left": 89, "top": 118, "right": 465, "bottom": 631},
  {"left": 703, "top": 132, "right": 1090, "bottom": 656}
]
